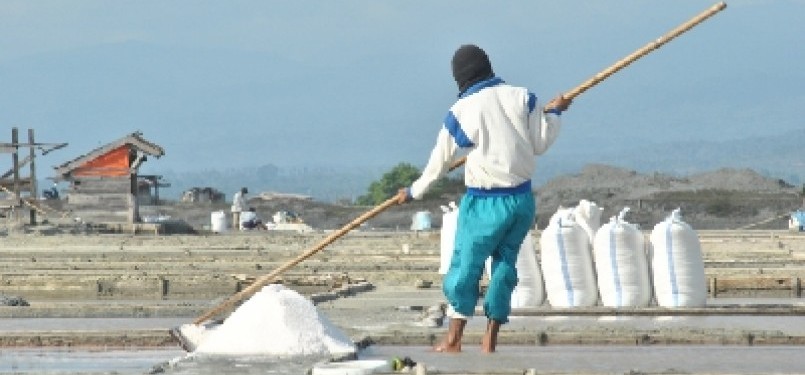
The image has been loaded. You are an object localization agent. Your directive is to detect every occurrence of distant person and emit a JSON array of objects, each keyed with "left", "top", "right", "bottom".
[
  {"left": 43, "top": 183, "right": 59, "bottom": 200},
  {"left": 231, "top": 187, "right": 248, "bottom": 230},
  {"left": 239, "top": 207, "right": 265, "bottom": 230},
  {"left": 396, "top": 44, "right": 571, "bottom": 353}
]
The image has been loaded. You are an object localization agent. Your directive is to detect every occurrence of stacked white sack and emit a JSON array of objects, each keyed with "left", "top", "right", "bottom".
[
  {"left": 193, "top": 284, "right": 355, "bottom": 356},
  {"left": 593, "top": 208, "right": 651, "bottom": 308},
  {"left": 573, "top": 199, "right": 603, "bottom": 245},
  {"left": 540, "top": 208, "right": 598, "bottom": 307},
  {"left": 485, "top": 233, "right": 546, "bottom": 308},
  {"left": 441, "top": 202, "right": 545, "bottom": 307},
  {"left": 438, "top": 203, "right": 458, "bottom": 275},
  {"left": 649, "top": 208, "right": 707, "bottom": 307}
]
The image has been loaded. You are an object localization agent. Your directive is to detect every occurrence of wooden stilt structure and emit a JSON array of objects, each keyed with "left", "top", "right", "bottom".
[{"left": 1, "top": 127, "right": 68, "bottom": 227}]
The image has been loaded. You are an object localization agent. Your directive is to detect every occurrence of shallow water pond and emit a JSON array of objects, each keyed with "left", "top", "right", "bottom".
[{"left": 4, "top": 345, "right": 805, "bottom": 374}]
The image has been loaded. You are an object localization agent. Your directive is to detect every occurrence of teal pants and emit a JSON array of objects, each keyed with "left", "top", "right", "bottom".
[{"left": 443, "top": 192, "right": 535, "bottom": 323}]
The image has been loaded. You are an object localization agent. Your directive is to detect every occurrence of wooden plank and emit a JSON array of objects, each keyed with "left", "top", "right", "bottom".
[
  {"left": 68, "top": 209, "right": 131, "bottom": 217},
  {"left": 710, "top": 276, "right": 802, "bottom": 297},
  {"left": 70, "top": 177, "right": 131, "bottom": 194},
  {"left": 0, "top": 179, "right": 32, "bottom": 190},
  {"left": 0, "top": 198, "right": 17, "bottom": 210},
  {"left": 66, "top": 193, "right": 131, "bottom": 206},
  {"left": 715, "top": 277, "right": 793, "bottom": 290}
]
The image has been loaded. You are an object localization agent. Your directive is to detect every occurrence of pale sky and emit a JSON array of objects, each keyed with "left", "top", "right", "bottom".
[{"left": 1, "top": 1, "right": 802, "bottom": 181}]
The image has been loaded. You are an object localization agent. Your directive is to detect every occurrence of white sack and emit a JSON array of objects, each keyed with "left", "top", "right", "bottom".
[
  {"left": 573, "top": 199, "right": 603, "bottom": 245},
  {"left": 649, "top": 209, "right": 707, "bottom": 308},
  {"left": 593, "top": 208, "right": 651, "bottom": 308},
  {"left": 539, "top": 208, "right": 598, "bottom": 307},
  {"left": 439, "top": 205, "right": 458, "bottom": 275},
  {"left": 485, "top": 233, "right": 546, "bottom": 308}
]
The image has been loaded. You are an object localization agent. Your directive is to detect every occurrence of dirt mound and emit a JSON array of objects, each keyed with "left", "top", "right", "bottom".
[
  {"left": 540, "top": 164, "right": 793, "bottom": 196},
  {"left": 688, "top": 168, "right": 794, "bottom": 192},
  {"left": 536, "top": 164, "right": 801, "bottom": 229},
  {"left": 145, "top": 164, "right": 801, "bottom": 232}
]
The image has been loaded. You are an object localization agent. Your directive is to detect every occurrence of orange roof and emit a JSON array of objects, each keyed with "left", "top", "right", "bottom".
[{"left": 54, "top": 131, "right": 164, "bottom": 178}]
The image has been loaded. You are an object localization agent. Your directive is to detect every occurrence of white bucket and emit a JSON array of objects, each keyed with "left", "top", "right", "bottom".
[
  {"left": 411, "top": 211, "right": 432, "bottom": 231},
  {"left": 312, "top": 359, "right": 392, "bottom": 375},
  {"left": 211, "top": 211, "right": 228, "bottom": 233}
]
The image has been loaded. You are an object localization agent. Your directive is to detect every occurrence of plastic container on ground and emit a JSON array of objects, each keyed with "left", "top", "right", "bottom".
[
  {"left": 790, "top": 210, "right": 805, "bottom": 231},
  {"left": 210, "top": 211, "right": 227, "bottom": 233},
  {"left": 411, "top": 211, "right": 432, "bottom": 231},
  {"left": 312, "top": 359, "right": 392, "bottom": 375}
]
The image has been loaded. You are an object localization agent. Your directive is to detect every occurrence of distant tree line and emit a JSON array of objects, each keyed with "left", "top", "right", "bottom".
[{"left": 355, "top": 162, "right": 464, "bottom": 205}]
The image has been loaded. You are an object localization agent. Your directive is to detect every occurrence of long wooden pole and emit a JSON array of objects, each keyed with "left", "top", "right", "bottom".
[
  {"left": 192, "top": 159, "right": 465, "bottom": 324},
  {"left": 193, "top": 197, "right": 398, "bottom": 323},
  {"left": 191, "top": 2, "right": 726, "bottom": 325},
  {"left": 564, "top": 1, "right": 726, "bottom": 100},
  {"left": 450, "top": 2, "right": 727, "bottom": 169}
]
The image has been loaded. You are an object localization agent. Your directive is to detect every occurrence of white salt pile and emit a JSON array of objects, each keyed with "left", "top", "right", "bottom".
[{"left": 193, "top": 284, "right": 356, "bottom": 357}]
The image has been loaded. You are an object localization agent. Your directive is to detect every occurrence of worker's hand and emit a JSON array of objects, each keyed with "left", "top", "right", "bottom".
[
  {"left": 544, "top": 94, "right": 572, "bottom": 114},
  {"left": 396, "top": 188, "right": 413, "bottom": 205}
]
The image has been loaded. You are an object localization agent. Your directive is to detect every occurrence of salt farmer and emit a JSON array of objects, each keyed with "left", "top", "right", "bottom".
[
  {"left": 230, "top": 187, "right": 248, "bottom": 230},
  {"left": 239, "top": 207, "right": 265, "bottom": 230},
  {"left": 397, "top": 44, "right": 572, "bottom": 353}
]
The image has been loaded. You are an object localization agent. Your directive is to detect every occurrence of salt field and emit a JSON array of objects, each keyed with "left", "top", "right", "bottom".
[{"left": 1, "top": 231, "right": 805, "bottom": 374}]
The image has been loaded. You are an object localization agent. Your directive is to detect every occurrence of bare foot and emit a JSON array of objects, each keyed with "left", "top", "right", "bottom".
[
  {"left": 481, "top": 319, "right": 500, "bottom": 353},
  {"left": 480, "top": 334, "right": 496, "bottom": 353},
  {"left": 432, "top": 342, "right": 461, "bottom": 353},
  {"left": 433, "top": 317, "right": 466, "bottom": 353}
]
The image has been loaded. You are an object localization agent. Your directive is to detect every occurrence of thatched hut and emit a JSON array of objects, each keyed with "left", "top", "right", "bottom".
[{"left": 54, "top": 131, "right": 164, "bottom": 224}]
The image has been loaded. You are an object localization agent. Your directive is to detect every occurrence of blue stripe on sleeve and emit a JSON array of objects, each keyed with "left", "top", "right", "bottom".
[
  {"left": 527, "top": 93, "right": 537, "bottom": 114},
  {"left": 444, "top": 112, "right": 475, "bottom": 148}
]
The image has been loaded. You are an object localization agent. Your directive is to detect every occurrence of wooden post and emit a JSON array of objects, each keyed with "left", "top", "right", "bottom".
[
  {"left": 161, "top": 278, "right": 170, "bottom": 299},
  {"left": 709, "top": 277, "right": 718, "bottom": 298},
  {"left": 27, "top": 129, "right": 37, "bottom": 225},
  {"left": 11, "top": 128, "right": 20, "bottom": 225}
]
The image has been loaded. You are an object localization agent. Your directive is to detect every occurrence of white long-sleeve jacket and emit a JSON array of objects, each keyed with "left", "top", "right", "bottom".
[
  {"left": 231, "top": 191, "right": 246, "bottom": 213},
  {"left": 409, "top": 77, "right": 562, "bottom": 200}
]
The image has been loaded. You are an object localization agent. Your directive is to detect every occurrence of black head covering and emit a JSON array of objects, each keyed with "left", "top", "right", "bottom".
[{"left": 451, "top": 44, "right": 494, "bottom": 94}]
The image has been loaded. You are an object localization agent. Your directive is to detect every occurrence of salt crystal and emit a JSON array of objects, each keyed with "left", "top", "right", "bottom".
[{"left": 193, "top": 284, "right": 356, "bottom": 356}]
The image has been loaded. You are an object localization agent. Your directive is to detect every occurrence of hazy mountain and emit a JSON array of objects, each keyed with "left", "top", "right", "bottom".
[
  {"left": 2, "top": 39, "right": 801, "bottom": 202},
  {"left": 153, "top": 128, "right": 805, "bottom": 203}
]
